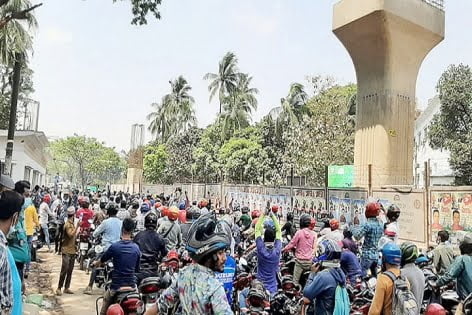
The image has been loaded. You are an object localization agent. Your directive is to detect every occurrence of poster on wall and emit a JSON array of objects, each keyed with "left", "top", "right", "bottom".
[
  {"left": 293, "top": 189, "right": 326, "bottom": 216},
  {"left": 430, "top": 191, "right": 472, "bottom": 244},
  {"left": 328, "top": 189, "right": 368, "bottom": 226},
  {"left": 372, "top": 190, "right": 425, "bottom": 244}
]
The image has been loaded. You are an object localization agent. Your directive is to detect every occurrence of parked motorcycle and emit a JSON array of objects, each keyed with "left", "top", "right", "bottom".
[{"left": 30, "top": 230, "right": 43, "bottom": 262}]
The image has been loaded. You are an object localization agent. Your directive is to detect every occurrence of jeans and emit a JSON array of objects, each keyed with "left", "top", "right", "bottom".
[
  {"left": 361, "top": 257, "right": 378, "bottom": 278},
  {"left": 26, "top": 235, "right": 33, "bottom": 272},
  {"left": 293, "top": 259, "right": 312, "bottom": 286},
  {"left": 100, "top": 289, "right": 116, "bottom": 315},
  {"left": 88, "top": 253, "right": 103, "bottom": 288},
  {"left": 58, "top": 254, "right": 76, "bottom": 289},
  {"left": 41, "top": 223, "right": 50, "bottom": 249}
]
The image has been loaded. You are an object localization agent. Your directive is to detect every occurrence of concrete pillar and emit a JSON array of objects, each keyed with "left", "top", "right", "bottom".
[{"left": 333, "top": 0, "right": 445, "bottom": 187}]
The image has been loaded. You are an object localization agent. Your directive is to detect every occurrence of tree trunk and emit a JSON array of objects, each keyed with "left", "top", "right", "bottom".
[{"left": 3, "top": 54, "right": 22, "bottom": 176}]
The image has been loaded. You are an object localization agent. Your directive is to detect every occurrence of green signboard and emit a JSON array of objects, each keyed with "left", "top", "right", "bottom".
[
  {"left": 328, "top": 165, "right": 354, "bottom": 188},
  {"left": 87, "top": 186, "right": 98, "bottom": 193}
]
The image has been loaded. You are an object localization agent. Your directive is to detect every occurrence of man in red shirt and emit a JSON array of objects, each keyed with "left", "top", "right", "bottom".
[{"left": 76, "top": 197, "right": 94, "bottom": 231}]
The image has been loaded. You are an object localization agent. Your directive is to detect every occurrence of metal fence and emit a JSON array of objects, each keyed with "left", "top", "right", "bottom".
[{"left": 422, "top": 0, "right": 444, "bottom": 11}]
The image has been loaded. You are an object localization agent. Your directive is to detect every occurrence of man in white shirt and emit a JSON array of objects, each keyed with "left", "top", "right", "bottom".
[{"left": 39, "top": 194, "right": 55, "bottom": 251}]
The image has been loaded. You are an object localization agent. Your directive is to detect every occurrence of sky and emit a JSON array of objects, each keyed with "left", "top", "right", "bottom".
[{"left": 30, "top": 0, "right": 472, "bottom": 151}]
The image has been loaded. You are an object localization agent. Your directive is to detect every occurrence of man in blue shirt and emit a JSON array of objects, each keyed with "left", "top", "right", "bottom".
[
  {"left": 84, "top": 204, "right": 122, "bottom": 294},
  {"left": 97, "top": 218, "right": 141, "bottom": 315},
  {"left": 215, "top": 254, "right": 236, "bottom": 304}
]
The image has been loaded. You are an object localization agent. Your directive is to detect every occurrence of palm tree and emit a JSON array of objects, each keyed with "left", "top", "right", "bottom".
[
  {"left": 279, "top": 82, "right": 308, "bottom": 125},
  {"left": 204, "top": 52, "right": 240, "bottom": 114},
  {"left": 220, "top": 73, "right": 258, "bottom": 138},
  {"left": 147, "top": 75, "right": 196, "bottom": 143}
]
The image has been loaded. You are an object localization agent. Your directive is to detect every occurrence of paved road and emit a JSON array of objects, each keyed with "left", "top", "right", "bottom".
[{"left": 42, "top": 251, "right": 104, "bottom": 315}]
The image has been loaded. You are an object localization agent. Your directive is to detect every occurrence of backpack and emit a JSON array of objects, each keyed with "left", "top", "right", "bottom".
[{"left": 384, "top": 271, "right": 418, "bottom": 315}]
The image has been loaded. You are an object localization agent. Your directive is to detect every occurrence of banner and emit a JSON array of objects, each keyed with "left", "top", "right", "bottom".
[
  {"left": 328, "top": 189, "right": 368, "bottom": 226},
  {"left": 293, "top": 188, "right": 326, "bottom": 216}
]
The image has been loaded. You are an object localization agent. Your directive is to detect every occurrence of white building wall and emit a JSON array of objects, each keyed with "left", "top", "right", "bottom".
[{"left": 414, "top": 96, "right": 454, "bottom": 187}]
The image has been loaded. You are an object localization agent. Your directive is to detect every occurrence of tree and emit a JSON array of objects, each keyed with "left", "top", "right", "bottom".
[
  {"left": 219, "top": 73, "right": 258, "bottom": 139},
  {"left": 192, "top": 122, "right": 224, "bottom": 183},
  {"left": 147, "top": 75, "right": 196, "bottom": 142},
  {"left": 143, "top": 144, "right": 168, "bottom": 184},
  {"left": 112, "top": 0, "right": 162, "bottom": 25},
  {"left": 285, "top": 83, "right": 357, "bottom": 186},
  {"left": 49, "top": 135, "right": 126, "bottom": 189},
  {"left": 428, "top": 64, "right": 472, "bottom": 185},
  {"left": 204, "top": 51, "right": 240, "bottom": 114},
  {"left": 279, "top": 82, "right": 309, "bottom": 126}
]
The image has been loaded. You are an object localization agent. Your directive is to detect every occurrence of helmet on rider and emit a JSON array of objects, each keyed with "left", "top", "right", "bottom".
[
  {"left": 186, "top": 213, "right": 232, "bottom": 264},
  {"left": 365, "top": 202, "right": 380, "bottom": 218},
  {"left": 186, "top": 207, "right": 201, "bottom": 221},
  {"left": 459, "top": 233, "right": 472, "bottom": 255},
  {"left": 309, "top": 218, "right": 316, "bottom": 230},
  {"left": 317, "top": 239, "right": 342, "bottom": 264},
  {"left": 167, "top": 206, "right": 179, "bottom": 221},
  {"left": 166, "top": 250, "right": 179, "bottom": 262},
  {"left": 400, "top": 242, "right": 419, "bottom": 265},
  {"left": 425, "top": 303, "right": 446, "bottom": 315},
  {"left": 241, "top": 206, "right": 249, "bottom": 214},
  {"left": 140, "top": 202, "right": 150, "bottom": 214},
  {"left": 251, "top": 210, "right": 261, "bottom": 220},
  {"left": 381, "top": 242, "right": 402, "bottom": 266},
  {"left": 42, "top": 194, "right": 51, "bottom": 204},
  {"left": 271, "top": 205, "right": 279, "bottom": 214},
  {"left": 154, "top": 202, "right": 162, "bottom": 209},
  {"left": 179, "top": 201, "right": 186, "bottom": 211},
  {"left": 299, "top": 214, "right": 312, "bottom": 229},
  {"left": 106, "top": 304, "right": 124, "bottom": 315},
  {"left": 329, "top": 219, "right": 339, "bottom": 231},
  {"left": 386, "top": 204, "right": 401, "bottom": 222},
  {"left": 144, "top": 212, "right": 158, "bottom": 230}
]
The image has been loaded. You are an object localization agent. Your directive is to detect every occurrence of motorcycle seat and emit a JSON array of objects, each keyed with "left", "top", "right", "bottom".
[{"left": 139, "top": 277, "right": 160, "bottom": 287}]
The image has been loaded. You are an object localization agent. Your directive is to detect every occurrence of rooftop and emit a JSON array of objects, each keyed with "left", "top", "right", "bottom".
[{"left": 423, "top": 0, "right": 444, "bottom": 11}]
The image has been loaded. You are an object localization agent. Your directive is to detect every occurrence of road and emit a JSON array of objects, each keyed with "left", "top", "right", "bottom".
[{"left": 37, "top": 250, "right": 104, "bottom": 315}]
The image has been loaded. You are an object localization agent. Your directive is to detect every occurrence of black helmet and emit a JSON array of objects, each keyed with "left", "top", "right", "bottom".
[
  {"left": 186, "top": 213, "right": 232, "bottom": 262},
  {"left": 400, "top": 242, "right": 418, "bottom": 265},
  {"left": 144, "top": 212, "right": 158, "bottom": 229},
  {"left": 287, "top": 213, "right": 294, "bottom": 221},
  {"left": 459, "top": 233, "right": 472, "bottom": 255},
  {"left": 387, "top": 204, "right": 401, "bottom": 222},
  {"left": 241, "top": 206, "right": 249, "bottom": 214},
  {"left": 186, "top": 207, "right": 201, "bottom": 221},
  {"left": 300, "top": 214, "right": 311, "bottom": 229}
]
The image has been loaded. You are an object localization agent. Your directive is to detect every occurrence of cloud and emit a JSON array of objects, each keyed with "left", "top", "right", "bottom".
[{"left": 44, "top": 27, "right": 73, "bottom": 44}]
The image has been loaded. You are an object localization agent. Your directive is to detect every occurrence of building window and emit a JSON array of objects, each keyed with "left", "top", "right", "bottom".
[
  {"left": 32, "top": 170, "right": 39, "bottom": 187},
  {"left": 24, "top": 167, "right": 31, "bottom": 181}
]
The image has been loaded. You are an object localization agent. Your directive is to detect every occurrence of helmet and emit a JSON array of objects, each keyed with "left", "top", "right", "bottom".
[
  {"left": 365, "top": 202, "right": 380, "bottom": 218},
  {"left": 140, "top": 202, "right": 150, "bottom": 214},
  {"left": 299, "top": 214, "right": 311, "bottom": 229},
  {"left": 167, "top": 206, "right": 179, "bottom": 221},
  {"left": 186, "top": 207, "right": 201, "bottom": 221},
  {"left": 381, "top": 243, "right": 402, "bottom": 265},
  {"left": 317, "top": 239, "right": 342, "bottom": 262},
  {"left": 400, "top": 242, "right": 418, "bottom": 265},
  {"left": 199, "top": 199, "right": 208, "bottom": 208},
  {"left": 81, "top": 196, "right": 90, "bottom": 208},
  {"left": 131, "top": 199, "right": 140, "bottom": 209},
  {"left": 459, "top": 233, "right": 472, "bottom": 255},
  {"left": 161, "top": 206, "right": 169, "bottom": 218},
  {"left": 186, "top": 213, "right": 232, "bottom": 262},
  {"left": 144, "top": 212, "right": 158, "bottom": 229},
  {"left": 154, "top": 202, "right": 162, "bottom": 209},
  {"left": 415, "top": 255, "right": 430, "bottom": 268},
  {"left": 287, "top": 213, "right": 294, "bottom": 221},
  {"left": 387, "top": 204, "right": 401, "bottom": 222},
  {"left": 106, "top": 304, "right": 124, "bottom": 315},
  {"left": 241, "top": 206, "right": 249, "bottom": 214},
  {"left": 425, "top": 303, "right": 446, "bottom": 315},
  {"left": 271, "top": 205, "right": 279, "bottom": 214},
  {"left": 309, "top": 218, "right": 316, "bottom": 230},
  {"left": 43, "top": 194, "right": 51, "bottom": 204},
  {"left": 251, "top": 210, "right": 261, "bottom": 219},
  {"left": 166, "top": 250, "right": 179, "bottom": 262},
  {"left": 179, "top": 201, "right": 186, "bottom": 210},
  {"left": 329, "top": 219, "right": 339, "bottom": 231}
]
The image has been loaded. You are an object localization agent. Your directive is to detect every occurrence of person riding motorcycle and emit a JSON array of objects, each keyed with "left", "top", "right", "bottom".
[
  {"left": 400, "top": 242, "right": 425, "bottom": 311},
  {"left": 384, "top": 204, "right": 401, "bottom": 243},
  {"left": 238, "top": 207, "right": 252, "bottom": 232},
  {"left": 157, "top": 206, "right": 182, "bottom": 252},
  {"left": 76, "top": 197, "right": 94, "bottom": 231},
  {"left": 326, "top": 219, "right": 343, "bottom": 243},
  {"left": 180, "top": 207, "right": 200, "bottom": 242},
  {"left": 281, "top": 212, "right": 296, "bottom": 239},
  {"left": 134, "top": 212, "right": 168, "bottom": 284},
  {"left": 432, "top": 230, "right": 455, "bottom": 275},
  {"left": 144, "top": 213, "right": 233, "bottom": 315},
  {"left": 434, "top": 233, "right": 472, "bottom": 314},
  {"left": 116, "top": 200, "right": 131, "bottom": 221},
  {"left": 283, "top": 214, "right": 317, "bottom": 286},
  {"left": 352, "top": 202, "right": 384, "bottom": 277}
]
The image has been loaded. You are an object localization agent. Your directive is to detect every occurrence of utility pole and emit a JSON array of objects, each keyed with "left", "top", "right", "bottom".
[{"left": 3, "top": 53, "right": 22, "bottom": 176}]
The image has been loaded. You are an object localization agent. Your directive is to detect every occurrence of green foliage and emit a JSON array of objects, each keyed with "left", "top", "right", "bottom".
[
  {"left": 112, "top": 0, "right": 162, "bottom": 25},
  {"left": 192, "top": 122, "right": 224, "bottom": 182},
  {"left": 49, "top": 135, "right": 126, "bottom": 189},
  {"left": 428, "top": 64, "right": 472, "bottom": 185},
  {"left": 143, "top": 144, "right": 168, "bottom": 184}
]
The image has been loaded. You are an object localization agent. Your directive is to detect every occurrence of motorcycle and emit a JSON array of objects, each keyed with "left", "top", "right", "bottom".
[
  {"left": 78, "top": 220, "right": 95, "bottom": 270},
  {"left": 271, "top": 275, "right": 303, "bottom": 315},
  {"left": 97, "top": 288, "right": 144, "bottom": 315},
  {"left": 30, "top": 230, "right": 42, "bottom": 262},
  {"left": 348, "top": 277, "right": 376, "bottom": 315},
  {"left": 138, "top": 275, "right": 172, "bottom": 312}
]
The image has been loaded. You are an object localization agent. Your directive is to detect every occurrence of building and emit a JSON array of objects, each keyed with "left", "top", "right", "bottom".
[
  {"left": 0, "top": 130, "right": 50, "bottom": 187},
  {"left": 414, "top": 96, "right": 454, "bottom": 187}
]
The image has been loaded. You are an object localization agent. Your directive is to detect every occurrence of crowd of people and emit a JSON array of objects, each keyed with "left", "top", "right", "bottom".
[{"left": 0, "top": 176, "right": 471, "bottom": 315}]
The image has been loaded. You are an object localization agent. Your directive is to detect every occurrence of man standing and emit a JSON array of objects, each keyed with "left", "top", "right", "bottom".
[
  {"left": 39, "top": 194, "right": 54, "bottom": 252},
  {"left": 56, "top": 207, "right": 81, "bottom": 295}
]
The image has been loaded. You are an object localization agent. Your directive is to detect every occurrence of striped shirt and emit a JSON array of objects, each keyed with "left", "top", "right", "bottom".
[{"left": 0, "top": 230, "right": 13, "bottom": 311}]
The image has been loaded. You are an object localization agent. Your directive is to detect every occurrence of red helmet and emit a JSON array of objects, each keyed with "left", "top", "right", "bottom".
[
  {"left": 154, "top": 202, "right": 162, "bottom": 209},
  {"left": 167, "top": 206, "right": 179, "bottom": 221},
  {"left": 271, "top": 205, "right": 279, "bottom": 214},
  {"left": 167, "top": 250, "right": 179, "bottom": 262},
  {"left": 365, "top": 202, "right": 380, "bottom": 218},
  {"left": 309, "top": 218, "right": 316, "bottom": 230},
  {"left": 161, "top": 206, "right": 169, "bottom": 218},
  {"left": 43, "top": 194, "right": 51, "bottom": 204},
  {"left": 251, "top": 210, "right": 261, "bottom": 219},
  {"left": 425, "top": 304, "right": 446, "bottom": 315},
  {"left": 329, "top": 219, "right": 339, "bottom": 231},
  {"left": 106, "top": 304, "right": 124, "bottom": 315}
]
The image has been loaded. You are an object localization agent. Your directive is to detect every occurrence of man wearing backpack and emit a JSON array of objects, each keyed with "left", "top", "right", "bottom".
[
  {"left": 369, "top": 242, "right": 418, "bottom": 315},
  {"left": 303, "top": 239, "right": 348, "bottom": 315},
  {"left": 400, "top": 242, "right": 425, "bottom": 312}
]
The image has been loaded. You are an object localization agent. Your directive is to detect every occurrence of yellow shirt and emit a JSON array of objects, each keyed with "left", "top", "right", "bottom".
[
  {"left": 368, "top": 267, "right": 401, "bottom": 315},
  {"left": 25, "top": 205, "right": 39, "bottom": 236}
]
